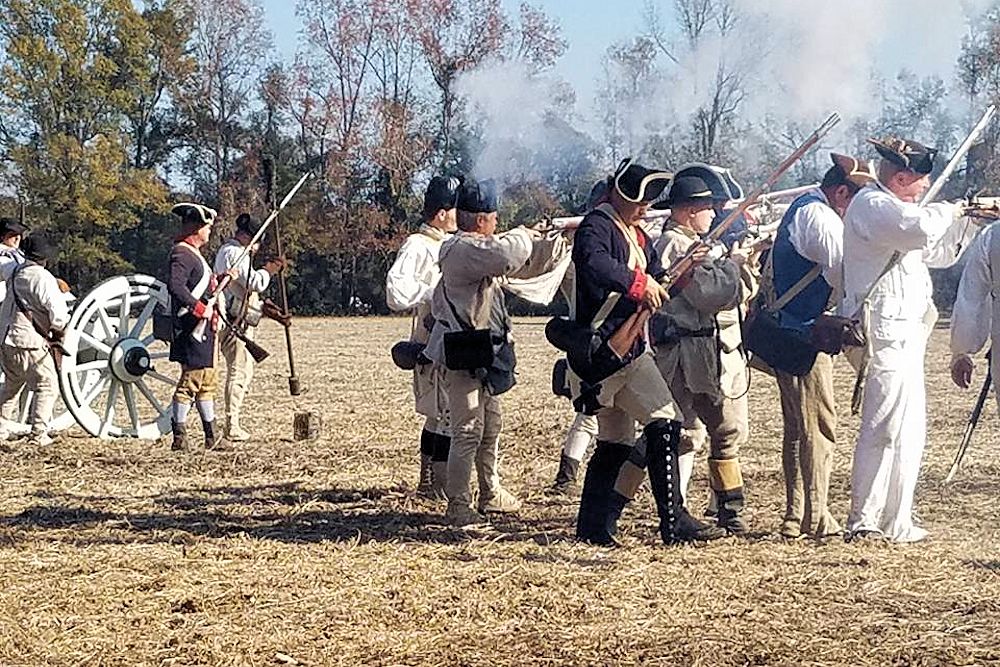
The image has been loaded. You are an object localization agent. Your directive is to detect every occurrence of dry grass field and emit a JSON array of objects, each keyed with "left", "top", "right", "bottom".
[{"left": 2, "top": 316, "right": 999, "bottom": 666}]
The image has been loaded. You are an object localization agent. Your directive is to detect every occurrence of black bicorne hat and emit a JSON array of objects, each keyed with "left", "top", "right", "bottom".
[
  {"left": 613, "top": 158, "right": 672, "bottom": 204},
  {"left": 867, "top": 137, "right": 937, "bottom": 175},
  {"left": 21, "top": 233, "right": 57, "bottom": 262},
  {"left": 425, "top": 175, "right": 463, "bottom": 214},
  {"left": 658, "top": 176, "right": 715, "bottom": 209},
  {"left": 457, "top": 179, "right": 499, "bottom": 214},
  {"left": 674, "top": 163, "right": 743, "bottom": 202}
]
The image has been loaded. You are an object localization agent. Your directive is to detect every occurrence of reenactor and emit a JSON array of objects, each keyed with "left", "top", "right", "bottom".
[{"left": 386, "top": 176, "right": 461, "bottom": 498}]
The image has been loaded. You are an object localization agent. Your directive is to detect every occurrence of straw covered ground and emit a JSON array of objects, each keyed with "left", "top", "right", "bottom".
[{"left": 1, "top": 317, "right": 999, "bottom": 666}]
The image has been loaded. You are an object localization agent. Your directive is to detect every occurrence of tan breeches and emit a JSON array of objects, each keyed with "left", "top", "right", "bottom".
[
  {"left": 221, "top": 327, "right": 255, "bottom": 424},
  {"left": 776, "top": 352, "right": 840, "bottom": 537},
  {"left": 0, "top": 346, "right": 57, "bottom": 435}
]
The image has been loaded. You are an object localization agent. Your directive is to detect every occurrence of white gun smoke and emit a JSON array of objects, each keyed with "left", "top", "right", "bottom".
[{"left": 454, "top": 0, "right": 995, "bottom": 185}]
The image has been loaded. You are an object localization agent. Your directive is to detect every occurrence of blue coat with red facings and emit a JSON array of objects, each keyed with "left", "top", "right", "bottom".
[{"left": 572, "top": 208, "right": 665, "bottom": 363}]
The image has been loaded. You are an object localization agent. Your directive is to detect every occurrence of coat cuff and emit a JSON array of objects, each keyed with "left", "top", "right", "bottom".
[
  {"left": 192, "top": 301, "right": 207, "bottom": 318},
  {"left": 627, "top": 268, "right": 647, "bottom": 301}
]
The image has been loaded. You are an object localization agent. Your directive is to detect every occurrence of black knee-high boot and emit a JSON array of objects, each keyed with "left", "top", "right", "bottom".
[
  {"left": 646, "top": 419, "right": 727, "bottom": 544},
  {"left": 576, "top": 440, "right": 631, "bottom": 546}
]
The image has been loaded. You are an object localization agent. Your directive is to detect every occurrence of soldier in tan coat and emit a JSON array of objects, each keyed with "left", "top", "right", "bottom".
[
  {"left": 423, "top": 179, "right": 566, "bottom": 526},
  {"left": 651, "top": 176, "right": 755, "bottom": 534}
]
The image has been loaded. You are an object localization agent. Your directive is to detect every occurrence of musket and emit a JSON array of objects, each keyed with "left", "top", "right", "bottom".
[
  {"left": 851, "top": 105, "right": 997, "bottom": 415},
  {"left": 592, "top": 114, "right": 840, "bottom": 365},
  {"left": 661, "top": 113, "right": 841, "bottom": 294},
  {"left": 263, "top": 157, "right": 302, "bottom": 396},
  {"left": 193, "top": 170, "right": 312, "bottom": 342},
  {"left": 923, "top": 105, "right": 996, "bottom": 205},
  {"left": 539, "top": 183, "right": 818, "bottom": 233},
  {"left": 945, "top": 356, "right": 992, "bottom": 483}
]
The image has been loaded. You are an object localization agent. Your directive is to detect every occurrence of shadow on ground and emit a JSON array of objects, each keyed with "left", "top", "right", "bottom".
[{"left": 1, "top": 481, "right": 581, "bottom": 547}]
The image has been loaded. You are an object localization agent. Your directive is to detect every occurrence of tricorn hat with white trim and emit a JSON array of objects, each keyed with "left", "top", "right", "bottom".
[
  {"left": 171, "top": 202, "right": 217, "bottom": 228},
  {"left": 867, "top": 137, "right": 936, "bottom": 175},
  {"left": 612, "top": 158, "right": 672, "bottom": 204}
]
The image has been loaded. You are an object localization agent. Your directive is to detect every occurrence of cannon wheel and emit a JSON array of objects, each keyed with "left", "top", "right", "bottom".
[{"left": 58, "top": 274, "right": 177, "bottom": 440}]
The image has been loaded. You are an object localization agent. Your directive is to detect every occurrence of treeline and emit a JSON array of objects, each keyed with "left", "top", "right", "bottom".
[{"left": 1, "top": 0, "right": 1000, "bottom": 314}]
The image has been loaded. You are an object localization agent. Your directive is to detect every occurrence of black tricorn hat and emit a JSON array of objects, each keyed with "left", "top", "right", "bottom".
[
  {"left": 657, "top": 176, "right": 715, "bottom": 209},
  {"left": 425, "top": 175, "right": 463, "bottom": 214},
  {"left": 171, "top": 202, "right": 217, "bottom": 228},
  {"left": 0, "top": 217, "right": 27, "bottom": 237},
  {"left": 457, "top": 179, "right": 499, "bottom": 214},
  {"left": 867, "top": 137, "right": 937, "bottom": 175},
  {"left": 613, "top": 158, "right": 672, "bottom": 204},
  {"left": 21, "top": 233, "right": 57, "bottom": 262},
  {"left": 674, "top": 163, "right": 742, "bottom": 202}
]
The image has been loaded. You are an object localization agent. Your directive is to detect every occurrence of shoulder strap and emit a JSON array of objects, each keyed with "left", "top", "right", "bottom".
[
  {"left": 440, "top": 281, "right": 475, "bottom": 332},
  {"left": 10, "top": 265, "right": 32, "bottom": 316},
  {"left": 771, "top": 264, "right": 823, "bottom": 312},
  {"left": 861, "top": 251, "right": 901, "bottom": 303}
]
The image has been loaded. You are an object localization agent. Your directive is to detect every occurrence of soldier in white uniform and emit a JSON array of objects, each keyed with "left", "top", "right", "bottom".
[
  {"left": 0, "top": 234, "right": 70, "bottom": 446},
  {"left": 214, "top": 213, "right": 284, "bottom": 441},
  {"left": 386, "top": 176, "right": 461, "bottom": 497},
  {"left": 950, "top": 221, "right": 1000, "bottom": 404},
  {"left": 841, "top": 137, "right": 975, "bottom": 542}
]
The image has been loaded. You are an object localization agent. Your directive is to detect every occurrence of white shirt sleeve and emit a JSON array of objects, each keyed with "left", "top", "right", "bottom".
[
  {"left": 215, "top": 242, "right": 270, "bottom": 294},
  {"left": 386, "top": 236, "right": 437, "bottom": 311},
  {"left": 950, "top": 226, "right": 993, "bottom": 359},
  {"left": 858, "top": 195, "right": 959, "bottom": 254},
  {"left": 787, "top": 201, "right": 844, "bottom": 288}
]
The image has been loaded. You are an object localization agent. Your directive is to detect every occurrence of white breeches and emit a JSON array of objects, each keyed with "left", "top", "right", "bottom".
[{"left": 847, "top": 330, "right": 930, "bottom": 542}]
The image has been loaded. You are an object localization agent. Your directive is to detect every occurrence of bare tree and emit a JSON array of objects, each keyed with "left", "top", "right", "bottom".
[{"left": 173, "top": 0, "right": 271, "bottom": 205}]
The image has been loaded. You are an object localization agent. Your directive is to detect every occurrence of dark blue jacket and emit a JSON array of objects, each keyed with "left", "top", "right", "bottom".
[
  {"left": 771, "top": 192, "right": 833, "bottom": 325},
  {"left": 572, "top": 208, "right": 664, "bottom": 361}
]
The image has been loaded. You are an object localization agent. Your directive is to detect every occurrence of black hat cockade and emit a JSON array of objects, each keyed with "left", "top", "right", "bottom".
[
  {"left": 673, "top": 163, "right": 743, "bottom": 202},
  {"left": 612, "top": 158, "right": 672, "bottom": 204},
  {"left": 21, "top": 233, "right": 57, "bottom": 263},
  {"left": 171, "top": 202, "right": 217, "bottom": 229},
  {"left": 235, "top": 212, "right": 264, "bottom": 236},
  {"left": 0, "top": 217, "right": 27, "bottom": 238},
  {"left": 424, "top": 175, "right": 463, "bottom": 214},
  {"left": 457, "top": 178, "right": 499, "bottom": 214},
  {"left": 659, "top": 176, "right": 715, "bottom": 209},
  {"left": 867, "top": 137, "right": 937, "bottom": 175}
]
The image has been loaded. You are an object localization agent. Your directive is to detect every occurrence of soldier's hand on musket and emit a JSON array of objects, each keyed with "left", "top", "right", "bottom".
[
  {"left": 689, "top": 243, "right": 712, "bottom": 265},
  {"left": 728, "top": 243, "right": 754, "bottom": 267},
  {"left": 641, "top": 277, "right": 668, "bottom": 310},
  {"left": 951, "top": 354, "right": 975, "bottom": 389}
]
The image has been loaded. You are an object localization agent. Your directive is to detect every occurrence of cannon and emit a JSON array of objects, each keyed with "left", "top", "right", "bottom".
[{"left": 0, "top": 274, "right": 177, "bottom": 441}]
